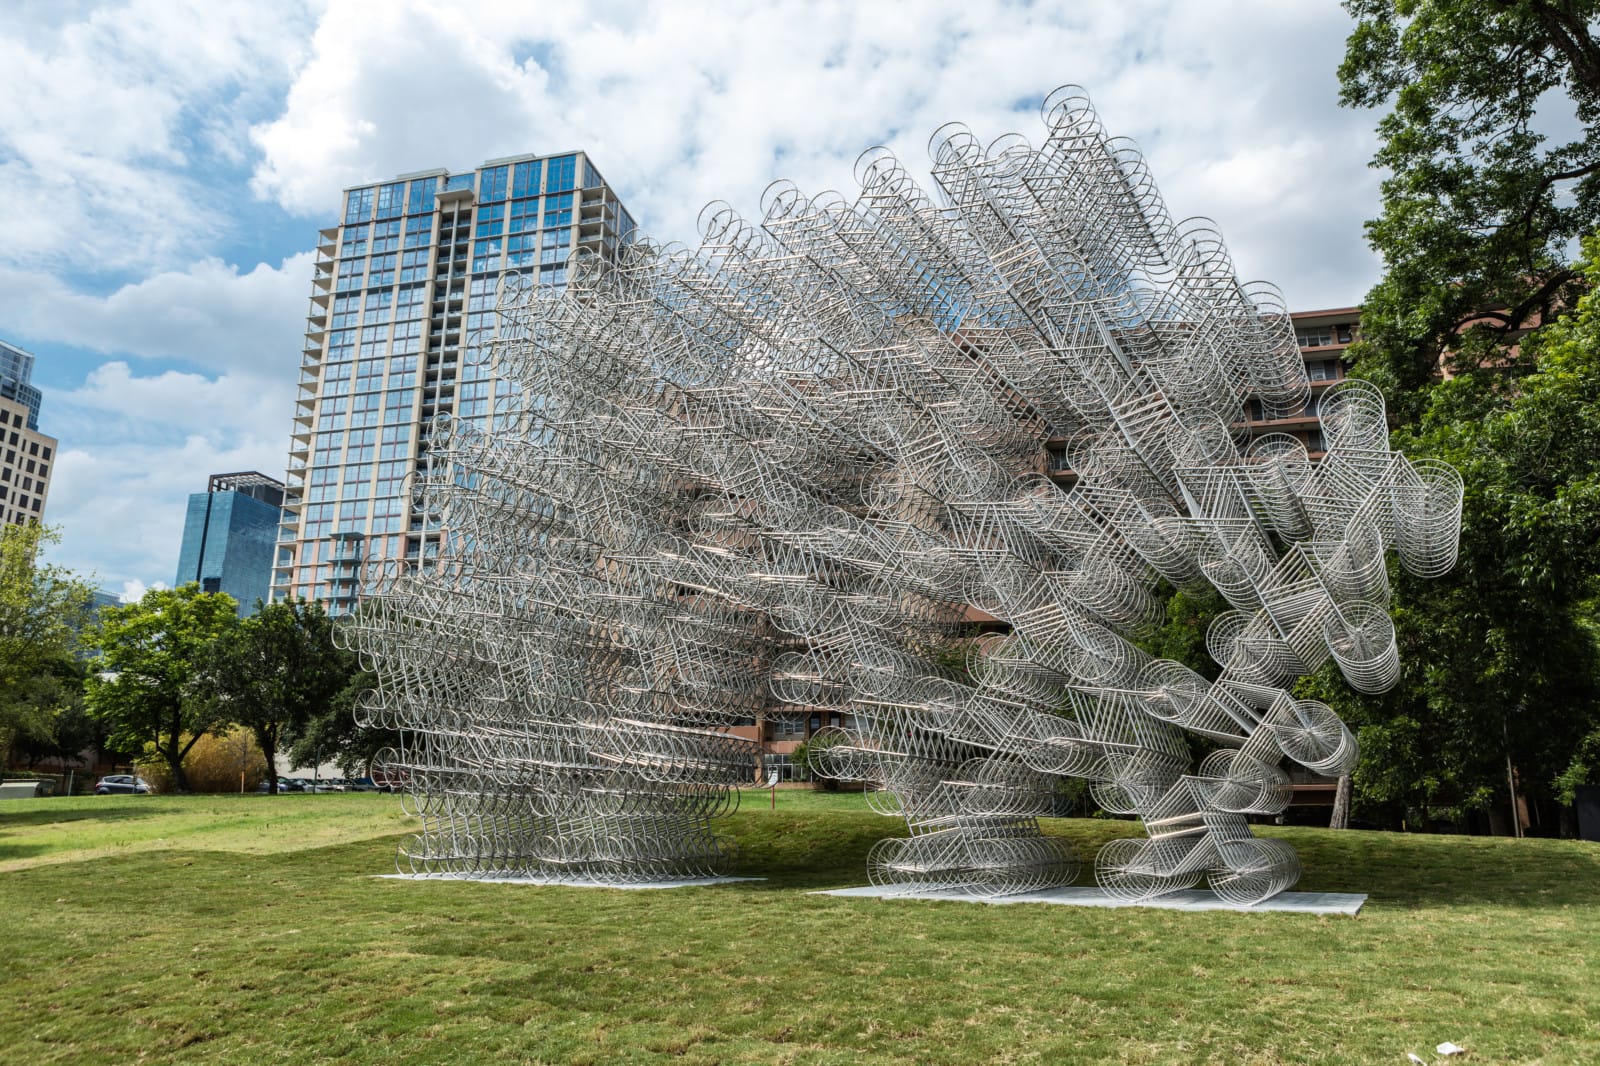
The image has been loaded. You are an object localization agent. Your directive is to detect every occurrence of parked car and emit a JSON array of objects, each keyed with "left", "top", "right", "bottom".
[
  {"left": 94, "top": 775, "right": 150, "bottom": 795},
  {"left": 345, "top": 776, "right": 380, "bottom": 792},
  {"left": 254, "top": 777, "right": 306, "bottom": 794}
]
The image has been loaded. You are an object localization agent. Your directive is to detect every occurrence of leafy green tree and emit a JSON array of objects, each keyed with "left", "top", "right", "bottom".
[
  {"left": 8, "top": 654, "right": 96, "bottom": 769},
  {"left": 285, "top": 666, "right": 388, "bottom": 780},
  {"left": 81, "top": 584, "right": 241, "bottom": 793},
  {"left": 200, "top": 600, "right": 361, "bottom": 794},
  {"left": 1303, "top": 241, "right": 1600, "bottom": 828},
  {"left": 1136, "top": 585, "right": 1228, "bottom": 680},
  {"left": 1340, "top": 0, "right": 1600, "bottom": 419},
  {"left": 1336, "top": 2, "right": 1600, "bottom": 832},
  {"left": 0, "top": 523, "right": 96, "bottom": 767}
]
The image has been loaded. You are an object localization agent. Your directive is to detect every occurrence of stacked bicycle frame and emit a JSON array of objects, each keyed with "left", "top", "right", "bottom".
[{"left": 343, "top": 85, "right": 1462, "bottom": 902}]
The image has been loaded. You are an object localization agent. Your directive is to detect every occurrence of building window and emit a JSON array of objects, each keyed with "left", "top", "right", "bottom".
[
  {"left": 512, "top": 160, "right": 542, "bottom": 198},
  {"left": 478, "top": 165, "right": 509, "bottom": 203},
  {"left": 344, "top": 187, "right": 375, "bottom": 224},
  {"left": 1308, "top": 360, "right": 1337, "bottom": 381},
  {"left": 375, "top": 183, "right": 404, "bottom": 220},
  {"left": 547, "top": 154, "right": 576, "bottom": 193},
  {"left": 406, "top": 177, "right": 437, "bottom": 216}
]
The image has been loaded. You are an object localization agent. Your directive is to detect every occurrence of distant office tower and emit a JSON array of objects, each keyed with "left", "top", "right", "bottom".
[
  {"left": 273, "top": 152, "right": 638, "bottom": 613},
  {"left": 0, "top": 340, "right": 44, "bottom": 431},
  {"left": 176, "top": 471, "right": 285, "bottom": 615},
  {"left": 0, "top": 339, "right": 56, "bottom": 526}
]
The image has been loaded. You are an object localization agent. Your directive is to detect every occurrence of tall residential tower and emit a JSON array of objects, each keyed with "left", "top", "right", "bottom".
[
  {"left": 273, "top": 152, "right": 637, "bottom": 612},
  {"left": 0, "top": 339, "right": 57, "bottom": 526}
]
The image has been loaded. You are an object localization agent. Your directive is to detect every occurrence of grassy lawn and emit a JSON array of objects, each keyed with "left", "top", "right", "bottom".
[{"left": 1, "top": 790, "right": 1596, "bottom": 1064}]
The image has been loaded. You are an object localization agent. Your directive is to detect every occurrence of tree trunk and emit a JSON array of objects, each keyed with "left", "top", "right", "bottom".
[
  {"left": 259, "top": 730, "right": 277, "bottom": 795},
  {"left": 1330, "top": 773, "right": 1352, "bottom": 830},
  {"left": 162, "top": 742, "right": 190, "bottom": 793}
]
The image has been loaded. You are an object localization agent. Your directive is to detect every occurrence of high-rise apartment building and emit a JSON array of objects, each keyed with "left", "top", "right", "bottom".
[
  {"left": 273, "top": 152, "right": 638, "bottom": 612},
  {"left": 0, "top": 339, "right": 56, "bottom": 526},
  {"left": 176, "top": 471, "right": 285, "bottom": 615}
]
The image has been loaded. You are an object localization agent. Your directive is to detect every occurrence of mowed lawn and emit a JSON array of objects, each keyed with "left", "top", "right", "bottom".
[{"left": 1, "top": 791, "right": 1596, "bottom": 1065}]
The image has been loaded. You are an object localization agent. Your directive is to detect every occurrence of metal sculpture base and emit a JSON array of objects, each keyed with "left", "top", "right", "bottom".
[
  {"left": 816, "top": 885, "right": 1366, "bottom": 915},
  {"left": 379, "top": 874, "right": 764, "bottom": 891}
]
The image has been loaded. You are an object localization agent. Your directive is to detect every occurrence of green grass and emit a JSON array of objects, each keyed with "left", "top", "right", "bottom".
[{"left": 2, "top": 790, "right": 1596, "bottom": 1064}]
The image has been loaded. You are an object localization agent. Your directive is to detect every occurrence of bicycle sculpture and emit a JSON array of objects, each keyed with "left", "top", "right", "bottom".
[{"left": 344, "top": 86, "right": 1462, "bottom": 904}]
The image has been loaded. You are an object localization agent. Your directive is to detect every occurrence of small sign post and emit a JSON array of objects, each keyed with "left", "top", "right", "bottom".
[{"left": 767, "top": 769, "right": 780, "bottom": 810}]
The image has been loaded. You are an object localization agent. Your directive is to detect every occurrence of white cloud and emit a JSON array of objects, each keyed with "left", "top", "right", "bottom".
[
  {"left": 37, "top": 359, "right": 294, "bottom": 592},
  {"left": 117, "top": 579, "right": 165, "bottom": 604},
  {"left": 248, "top": 0, "right": 1380, "bottom": 307},
  {"left": 46, "top": 422, "right": 288, "bottom": 594},
  {"left": 0, "top": 252, "right": 314, "bottom": 378},
  {"left": 0, "top": 0, "right": 316, "bottom": 273}
]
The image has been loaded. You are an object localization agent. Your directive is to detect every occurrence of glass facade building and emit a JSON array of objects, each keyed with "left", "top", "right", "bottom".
[
  {"left": 273, "top": 151, "right": 637, "bottom": 613},
  {"left": 176, "top": 472, "right": 286, "bottom": 616}
]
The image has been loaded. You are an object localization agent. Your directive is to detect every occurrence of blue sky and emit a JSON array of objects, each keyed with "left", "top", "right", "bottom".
[{"left": 0, "top": 0, "right": 1383, "bottom": 598}]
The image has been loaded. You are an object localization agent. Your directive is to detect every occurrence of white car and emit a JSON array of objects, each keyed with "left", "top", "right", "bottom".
[{"left": 94, "top": 775, "right": 150, "bottom": 795}]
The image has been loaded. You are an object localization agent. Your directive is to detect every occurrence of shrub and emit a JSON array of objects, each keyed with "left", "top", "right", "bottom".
[{"left": 134, "top": 728, "right": 270, "bottom": 793}]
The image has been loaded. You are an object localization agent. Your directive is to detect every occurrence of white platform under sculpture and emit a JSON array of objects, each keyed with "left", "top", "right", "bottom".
[
  {"left": 378, "top": 874, "right": 764, "bottom": 890},
  {"left": 814, "top": 885, "right": 1366, "bottom": 915}
]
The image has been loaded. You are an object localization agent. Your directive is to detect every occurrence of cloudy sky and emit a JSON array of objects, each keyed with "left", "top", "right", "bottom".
[{"left": 1, "top": 0, "right": 1386, "bottom": 598}]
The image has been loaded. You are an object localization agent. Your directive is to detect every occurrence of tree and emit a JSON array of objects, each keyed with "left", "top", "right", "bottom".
[
  {"left": 200, "top": 600, "right": 360, "bottom": 794},
  {"left": 0, "top": 523, "right": 96, "bottom": 764},
  {"left": 1340, "top": 0, "right": 1600, "bottom": 418},
  {"left": 286, "top": 666, "right": 388, "bottom": 780},
  {"left": 1136, "top": 585, "right": 1228, "bottom": 680},
  {"left": 8, "top": 654, "right": 96, "bottom": 769},
  {"left": 1300, "top": 240, "right": 1600, "bottom": 830},
  {"left": 81, "top": 584, "right": 241, "bottom": 793},
  {"left": 1337, "top": 2, "right": 1600, "bottom": 833}
]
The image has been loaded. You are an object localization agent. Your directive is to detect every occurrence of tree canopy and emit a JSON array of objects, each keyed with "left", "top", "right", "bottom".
[
  {"left": 1340, "top": 0, "right": 1600, "bottom": 416},
  {"left": 200, "top": 599, "right": 361, "bottom": 794},
  {"left": 1334, "top": 3, "right": 1600, "bottom": 828},
  {"left": 81, "top": 584, "right": 241, "bottom": 793},
  {"left": 0, "top": 523, "right": 97, "bottom": 765}
]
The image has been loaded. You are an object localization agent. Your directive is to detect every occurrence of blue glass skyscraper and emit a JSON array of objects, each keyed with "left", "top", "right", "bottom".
[{"left": 175, "top": 472, "right": 286, "bottom": 616}]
